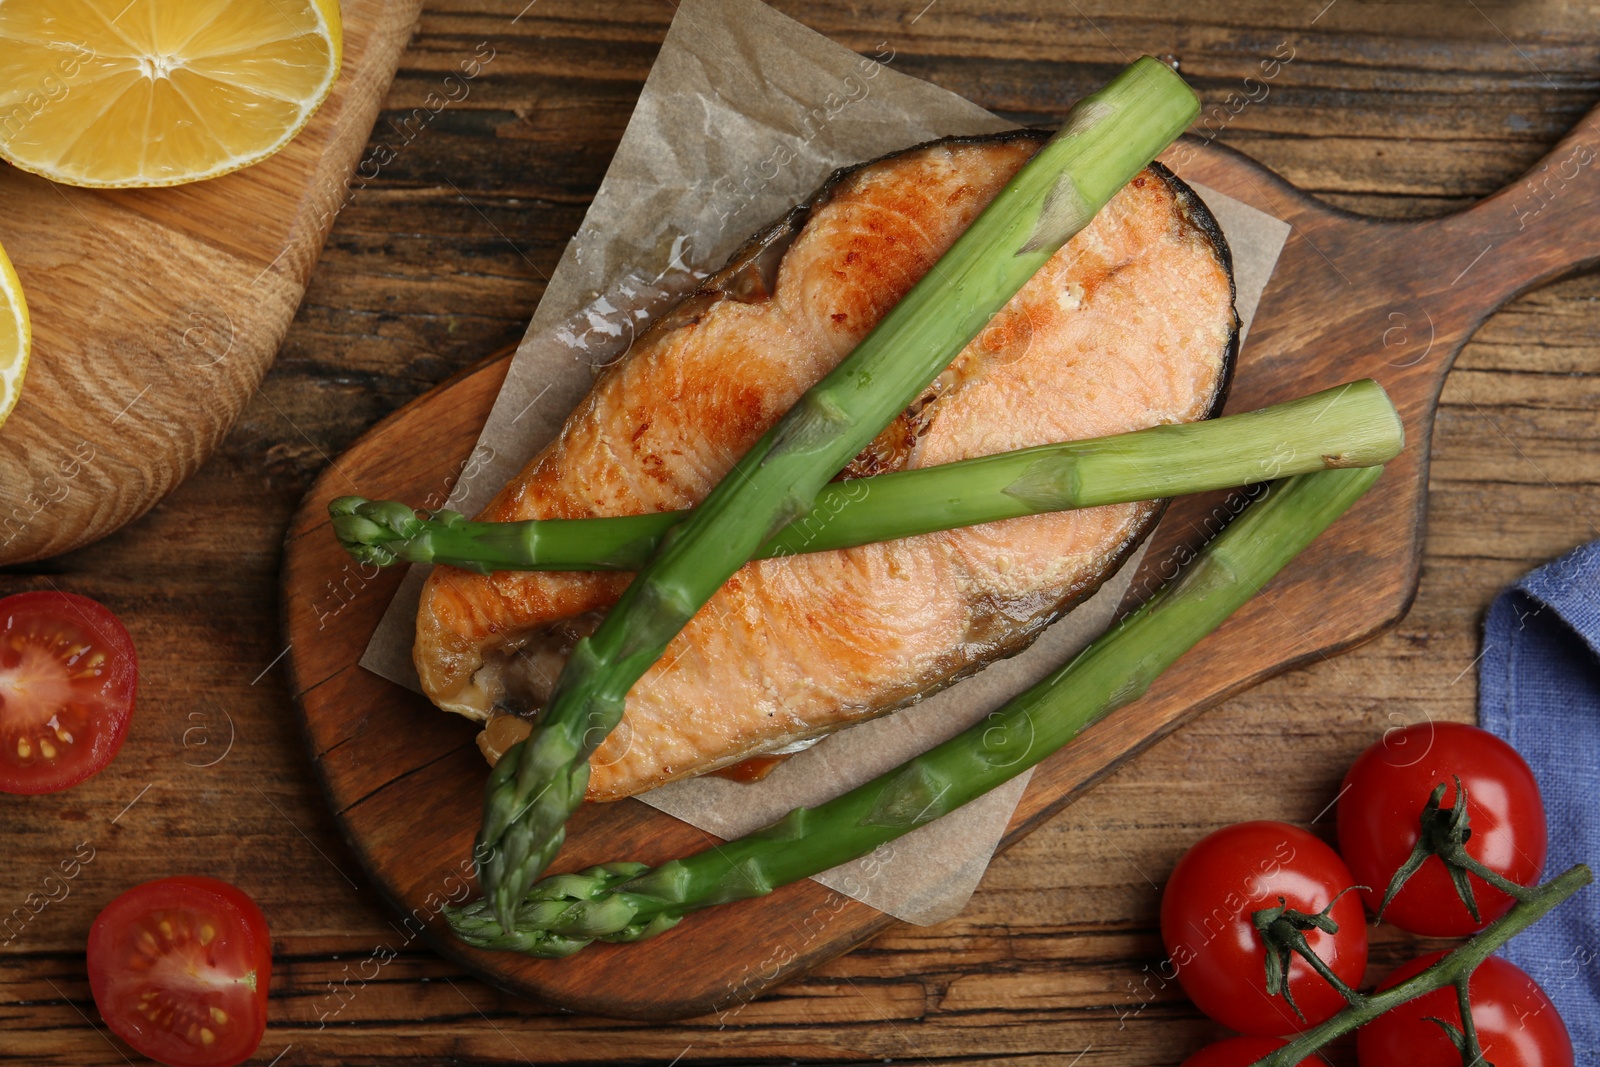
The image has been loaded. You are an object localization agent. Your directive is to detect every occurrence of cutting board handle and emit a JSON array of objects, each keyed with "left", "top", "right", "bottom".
[{"left": 1414, "top": 100, "right": 1600, "bottom": 314}]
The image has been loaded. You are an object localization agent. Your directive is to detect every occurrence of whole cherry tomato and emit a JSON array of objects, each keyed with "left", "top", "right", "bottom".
[
  {"left": 1161, "top": 821, "right": 1367, "bottom": 1036},
  {"left": 1356, "top": 952, "right": 1572, "bottom": 1067},
  {"left": 1338, "top": 721, "right": 1546, "bottom": 935}
]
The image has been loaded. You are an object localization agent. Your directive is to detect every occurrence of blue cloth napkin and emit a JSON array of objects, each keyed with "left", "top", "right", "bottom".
[{"left": 1480, "top": 539, "right": 1600, "bottom": 1056}]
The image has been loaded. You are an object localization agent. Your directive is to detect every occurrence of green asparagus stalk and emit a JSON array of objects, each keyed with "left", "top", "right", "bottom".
[
  {"left": 332, "top": 380, "right": 1403, "bottom": 573},
  {"left": 447, "top": 465, "right": 1384, "bottom": 955},
  {"left": 472, "top": 56, "right": 1203, "bottom": 926}
]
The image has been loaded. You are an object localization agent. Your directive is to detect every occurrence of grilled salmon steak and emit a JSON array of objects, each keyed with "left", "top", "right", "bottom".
[{"left": 415, "top": 130, "right": 1238, "bottom": 801}]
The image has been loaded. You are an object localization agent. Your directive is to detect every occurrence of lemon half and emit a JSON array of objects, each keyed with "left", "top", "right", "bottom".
[
  {"left": 0, "top": 241, "right": 30, "bottom": 429},
  {"left": 0, "top": 0, "right": 343, "bottom": 188}
]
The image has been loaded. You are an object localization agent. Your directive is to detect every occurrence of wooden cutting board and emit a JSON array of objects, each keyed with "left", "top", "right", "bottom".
[
  {"left": 0, "top": 0, "right": 424, "bottom": 565},
  {"left": 281, "top": 100, "right": 1600, "bottom": 1020}
]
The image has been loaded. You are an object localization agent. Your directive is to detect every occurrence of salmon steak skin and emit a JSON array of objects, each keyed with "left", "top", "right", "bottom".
[{"left": 414, "top": 129, "right": 1238, "bottom": 802}]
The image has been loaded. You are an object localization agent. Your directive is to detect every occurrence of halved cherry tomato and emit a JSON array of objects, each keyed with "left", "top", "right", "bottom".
[
  {"left": 88, "top": 877, "right": 271, "bottom": 1067},
  {"left": 0, "top": 590, "right": 137, "bottom": 794},
  {"left": 1182, "top": 1036, "right": 1327, "bottom": 1066},
  {"left": 1160, "top": 821, "right": 1367, "bottom": 1036},
  {"left": 1337, "top": 721, "right": 1546, "bottom": 935},
  {"left": 1356, "top": 952, "right": 1572, "bottom": 1067}
]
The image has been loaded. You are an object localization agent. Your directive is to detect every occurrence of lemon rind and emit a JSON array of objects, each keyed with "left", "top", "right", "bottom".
[{"left": 0, "top": 243, "right": 32, "bottom": 429}]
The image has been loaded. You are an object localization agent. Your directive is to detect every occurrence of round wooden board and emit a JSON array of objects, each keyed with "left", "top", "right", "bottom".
[
  {"left": 282, "top": 110, "right": 1600, "bottom": 1020},
  {"left": 0, "top": 0, "right": 425, "bottom": 565}
]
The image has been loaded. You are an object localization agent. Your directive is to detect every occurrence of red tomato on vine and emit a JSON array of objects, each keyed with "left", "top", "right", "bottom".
[
  {"left": 1356, "top": 952, "right": 1572, "bottom": 1067},
  {"left": 1161, "top": 821, "right": 1367, "bottom": 1035},
  {"left": 1338, "top": 721, "right": 1546, "bottom": 935}
]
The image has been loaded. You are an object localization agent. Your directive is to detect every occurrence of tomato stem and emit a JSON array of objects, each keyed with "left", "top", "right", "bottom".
[
  {"left": 1454, "top": 975, "right": 1492, "bottom": 1067},
  {"left": 1419, "top": 977, "right": 1497, "bottom": 1066},
  {"left": 1249, "top": 887, "right": 1365, "bottom": 1017},
  {"left": 1249, "top": 863, "right": 1591, "bottom": 1067},
  {"left": 1378, "top": 777, "right": 1538, "bottom": 924}
]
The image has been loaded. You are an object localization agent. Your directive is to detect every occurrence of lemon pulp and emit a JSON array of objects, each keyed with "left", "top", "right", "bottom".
[{"left": 0, "top": 0, "right": 342, "bottom": 188}]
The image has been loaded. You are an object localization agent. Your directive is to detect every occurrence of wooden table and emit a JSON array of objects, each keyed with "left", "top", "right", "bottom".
[{"left": 4, "top": 3, "right": 1596, "bottom": 1064}]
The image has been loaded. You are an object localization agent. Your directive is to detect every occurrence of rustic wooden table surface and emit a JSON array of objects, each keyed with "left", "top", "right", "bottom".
[{"left": 4, "top": 2, "right": 1597, "bottom": 1064}]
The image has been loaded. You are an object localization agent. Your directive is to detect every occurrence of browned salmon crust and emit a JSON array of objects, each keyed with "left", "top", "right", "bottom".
[{"left": 415, "top": 130, "right": 1238, "bottom": 801}]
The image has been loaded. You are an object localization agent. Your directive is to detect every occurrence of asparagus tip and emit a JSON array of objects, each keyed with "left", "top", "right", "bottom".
[{"left": 328, "top": 497, "right": 427, "bottom": 567}]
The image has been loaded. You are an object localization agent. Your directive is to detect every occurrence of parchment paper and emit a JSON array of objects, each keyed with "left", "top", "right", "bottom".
[{"left": 361, "top": 0, "right": 1291, "bottom": 925}]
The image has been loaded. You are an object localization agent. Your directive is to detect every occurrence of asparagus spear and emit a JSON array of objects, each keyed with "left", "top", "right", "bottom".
[
  {"left": 332, "top": 380, "right": 1402, "bottom": 573},
  {"left": 448, "top": 465, "right": 1384, "bottom": 955},
  {"left": 472, "top": 56, "right": 1203, "bottom": 925}
]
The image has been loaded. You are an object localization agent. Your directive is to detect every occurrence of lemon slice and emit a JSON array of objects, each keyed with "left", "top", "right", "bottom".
[
  {"left": 0, "top": 242, "right": 31, "bottom": 429},
  {"left": 0, "top": 0, "right": 342, "bottom": 188}
]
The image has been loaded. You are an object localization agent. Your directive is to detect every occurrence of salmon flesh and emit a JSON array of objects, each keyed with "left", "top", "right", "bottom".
[{"left": 414, "top": 130, "right": 1238, "bottom": 801}]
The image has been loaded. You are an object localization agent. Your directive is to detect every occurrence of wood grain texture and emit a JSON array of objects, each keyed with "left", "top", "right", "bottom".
[
  {"left": 0, "top": 0, "right": 425, "bottom": 565},
  {"left": 3, "top": 2, "right": 1598, "bottom": 1063}
]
